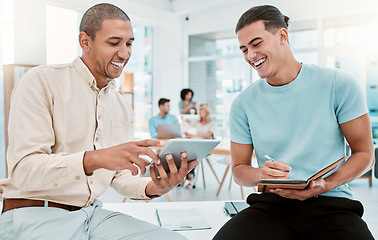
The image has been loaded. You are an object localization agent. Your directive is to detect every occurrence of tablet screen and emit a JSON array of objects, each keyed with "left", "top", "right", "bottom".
[{"left": 157, "top": 139, "right": 220, "bottom": 173}]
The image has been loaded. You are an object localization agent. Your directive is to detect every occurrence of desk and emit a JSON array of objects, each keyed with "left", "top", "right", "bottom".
[
  {"left": 210, "top": 141, "right": 256, "bottom": 157},
  {"left": 103, "top": 201, "right": 231, "bottom": 240},
  {"left": 210, "top": 142, "right": 231, "bottom": 156}
]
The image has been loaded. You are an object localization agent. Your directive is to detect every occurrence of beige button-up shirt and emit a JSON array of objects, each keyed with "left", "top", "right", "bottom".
[{"left": 0, "top": 57, "right": 151, "bottom": 207}]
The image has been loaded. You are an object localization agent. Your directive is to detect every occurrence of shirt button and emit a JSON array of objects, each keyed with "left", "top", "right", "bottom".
[
  {"left": 75, "top": 176, "right": 80, "bottom": 180},
  {"left": 95, "top": 137, "right": 100, "bottom": 141},
  {"left": 89, "top": 180, "right": 94, "bottom": 184},
  {"left": 53, "top": 183, "right": 58, "bottom": 187}
]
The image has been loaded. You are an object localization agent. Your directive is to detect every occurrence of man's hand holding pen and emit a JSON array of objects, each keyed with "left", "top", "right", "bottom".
[{"left": 260, "top": 154, "right": 291, "bottom": 179}]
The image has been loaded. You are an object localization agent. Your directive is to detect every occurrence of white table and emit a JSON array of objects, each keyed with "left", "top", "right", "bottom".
[{"left": 103, "top": 201, "right": 231, "bottom": 240}]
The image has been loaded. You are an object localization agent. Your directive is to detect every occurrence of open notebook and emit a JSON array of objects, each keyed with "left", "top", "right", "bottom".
[{"left": 258, "top": 156, "right": 346, "bottom": 193}]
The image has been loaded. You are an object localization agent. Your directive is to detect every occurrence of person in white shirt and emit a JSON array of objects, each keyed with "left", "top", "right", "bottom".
[
  {"left": 0, "top": 3, "right": 196, "bottom": 240},
  {"left": 184, "top": 104, "right": 217, "bottom": 189}
]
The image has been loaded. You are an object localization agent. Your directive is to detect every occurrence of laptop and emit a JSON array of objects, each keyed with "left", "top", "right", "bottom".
[
  {"left": 224, "top": 202, "right": 249, "bottom": 217},
  {"left": 157, "top": 123, "right": 181, "bottom": 139}
]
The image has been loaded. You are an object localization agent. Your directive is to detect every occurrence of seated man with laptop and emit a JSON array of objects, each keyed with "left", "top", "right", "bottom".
[{"left": 149, "top": 98, "right": 182, "bottom": 139}]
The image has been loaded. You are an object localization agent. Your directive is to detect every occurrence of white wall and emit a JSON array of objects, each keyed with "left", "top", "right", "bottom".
[
  {"left": 14, "top": 0, "right": 46, "bottom": 64},
  {"left": 152, "top": 25, "right": 184, "bottom": 116}
]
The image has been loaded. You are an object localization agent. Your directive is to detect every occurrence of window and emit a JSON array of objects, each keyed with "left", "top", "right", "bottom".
[
  {"left": 367, "top": 54, "right": 378, "bottom": 126},
  {"left": 321, "top": 21, "right": 378, "bottom": 127},
  {"left": 188, "top": 35, "right": 252, "bottom": 139},
  {"left": 290, "top": 28, "right": 318, "bottom": 65},
  {"left": 121, "top": 25, "right": 153, "bottom": 139}
]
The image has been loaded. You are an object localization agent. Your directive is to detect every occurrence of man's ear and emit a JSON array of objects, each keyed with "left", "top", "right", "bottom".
[
  {"left": 278, "top": 28, "right": 288, "bottom": 44},
  {"left": 79, "top": 32, "right": 92, "bottom": 52}
]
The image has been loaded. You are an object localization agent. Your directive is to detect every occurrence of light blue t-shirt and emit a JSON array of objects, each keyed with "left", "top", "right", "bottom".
[
  {"left": 149, "top": 113, "right": 181, "bottom": 138},
  {"left": 230, "top": 64, "right": 368, "bottom": 199}
]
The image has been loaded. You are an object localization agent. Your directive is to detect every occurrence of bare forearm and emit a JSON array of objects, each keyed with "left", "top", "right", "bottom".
[
  {"left": 83, "top": 150, "right": 100, "bottom": 175},
  {"left": 324, "top": 151, "right": 374, "bottom": 191},
  {"left": 233, "top": 165, "right": 262, "bottom": 187},
  {"left": 145, "top": 181, "right": 172, "bottom": 198}
]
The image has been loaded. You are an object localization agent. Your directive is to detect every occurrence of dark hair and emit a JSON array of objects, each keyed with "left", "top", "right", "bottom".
[
  {"left": 158, "top": 98, "right": 170, "bottom": 107},
  {"left": 180, "top": 88, "right": 194, "bottom": 101},
  {"left": 80, "top": 3, "right": 130, "bottom": 40},
  {"left": 235, "top": 5, "right": 289, "bottom": 34}
]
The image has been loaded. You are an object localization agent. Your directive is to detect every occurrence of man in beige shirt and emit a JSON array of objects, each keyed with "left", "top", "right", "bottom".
[{"left": 0, "top": 3, "right": 196, "bottom": 240}]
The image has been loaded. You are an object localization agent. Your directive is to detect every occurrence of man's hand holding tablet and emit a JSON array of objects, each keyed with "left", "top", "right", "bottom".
[
  {"left": 143, "top": 139, "right": 220, "bottom": 198},
  {"left": 154, "top": 138, "right": 220, "bottom": 173}
]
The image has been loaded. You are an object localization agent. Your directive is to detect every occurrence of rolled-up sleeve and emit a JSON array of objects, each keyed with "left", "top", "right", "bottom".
[{"left": 111, "top": 170, "right": 152, "bottom": 200}]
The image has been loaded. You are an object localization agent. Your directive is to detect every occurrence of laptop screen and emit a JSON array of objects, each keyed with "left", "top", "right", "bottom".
[{"left": 157, "top": 124, "right": 182, "bottom": 139}]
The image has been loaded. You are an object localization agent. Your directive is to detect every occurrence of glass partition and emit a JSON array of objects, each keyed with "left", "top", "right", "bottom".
[{"left": 188, "top": 36, "right": 252, "bottom": 139}]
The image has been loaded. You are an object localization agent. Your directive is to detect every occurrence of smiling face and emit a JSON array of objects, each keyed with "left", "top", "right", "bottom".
[
  {"left": 238, "top": 20, "right": 287, "bottom": 81},
  {"left": 80, "top": 19, "right": 134, "bottom": 88}
]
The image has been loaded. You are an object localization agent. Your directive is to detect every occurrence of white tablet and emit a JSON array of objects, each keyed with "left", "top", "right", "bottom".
[{"left": 156, "top": 138, "right": 220, "bottom": 173}]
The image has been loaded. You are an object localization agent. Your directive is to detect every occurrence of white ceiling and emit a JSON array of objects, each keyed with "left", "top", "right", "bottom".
[{"left": 128, "top": 0, "right": 248, "bottom": 16}]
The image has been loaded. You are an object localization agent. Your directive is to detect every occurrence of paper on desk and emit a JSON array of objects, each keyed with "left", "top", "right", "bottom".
[{"left": 156, "top": 208, "right": 211, "bottom": 231}]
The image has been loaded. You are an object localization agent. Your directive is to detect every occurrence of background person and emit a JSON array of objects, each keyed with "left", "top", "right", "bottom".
[
  {"left": 183, "top": 104, "right": 217, "bottom": 189},
  {"left": 0, "top": 4, "right": 196, "bottom": 240},
  {"left": 179, "top": 88, "right": 197, "bottom": 114},
  {"left": 214, "top": 5, "right": 375, "bottom": 240},
  {"left": 149, "top": 98, "right": 181, "bottom": 139},
  {"left": 184, "top": 104, "right": 216, "bottom": 139}
]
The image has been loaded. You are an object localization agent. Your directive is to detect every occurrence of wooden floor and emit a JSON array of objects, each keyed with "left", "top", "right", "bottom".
[{"left": 99, "top": 154, "right": 378, "bottom": 239}]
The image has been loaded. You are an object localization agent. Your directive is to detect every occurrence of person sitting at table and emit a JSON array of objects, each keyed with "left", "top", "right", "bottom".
[
  {"left": 213, "top": 5, "right": 374, "bottom": 240},
  {"left": 179, "top": 88, "right": 197, "bottom": 114},
  {"left": 0, "top": 3, "right": 196, "bottom": 240},
  {"left": 183, "top": 104, "right": 217, "bottom": 189},
  {"left": 149, "top": 98, "right": 181, "bottom": 139}
]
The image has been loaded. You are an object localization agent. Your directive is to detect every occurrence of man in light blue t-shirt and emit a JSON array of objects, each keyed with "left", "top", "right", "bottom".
[
  {"left": 149, "top": 98, "right": 181, "bottom": 138},
  {"left": 214, "top": 5, "right": 375, "bottom": 240}
]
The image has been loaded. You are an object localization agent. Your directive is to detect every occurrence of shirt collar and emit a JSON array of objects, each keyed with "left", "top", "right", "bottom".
[{"left": 72, "top": 57, "right": 117, "bottom": 91}]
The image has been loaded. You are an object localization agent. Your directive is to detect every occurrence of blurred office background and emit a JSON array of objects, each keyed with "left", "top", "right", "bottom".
[{"left": 0, "top": 0, "right": 377, "bottom": 179}]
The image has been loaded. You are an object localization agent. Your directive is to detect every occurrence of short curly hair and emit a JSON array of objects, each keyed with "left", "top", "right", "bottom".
[
  {"left": 180, "top": 88, "right": 194, "bottom": 101},
  {"left": 79, "top": 3, "right": 130, "bottom": 40}
]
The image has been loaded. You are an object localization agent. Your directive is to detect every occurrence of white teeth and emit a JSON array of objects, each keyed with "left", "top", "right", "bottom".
[
  {"left": 254, "top": 58, "right": 266, "bottom": 67},
  {"left": 111, "top": 61, "right": 124, "bottom": 68}
]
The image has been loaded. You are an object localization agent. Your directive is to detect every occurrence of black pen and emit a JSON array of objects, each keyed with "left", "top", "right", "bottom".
[{"left": 263, "top": 154, "right": 290, "bottom": 172}]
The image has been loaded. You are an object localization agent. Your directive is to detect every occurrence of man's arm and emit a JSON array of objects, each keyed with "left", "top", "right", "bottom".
[
  {"left": 231, "top": 142, "right": 291, "bottom": 187},
  {"left": 271, "top": 114, "right": 374, "bottom": 200},
  {"left": 325, "top": 113, "right": 374, "bottom": 188},
  {"left": 83, "top": 139, "right": 162, "bottom": 176}
]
